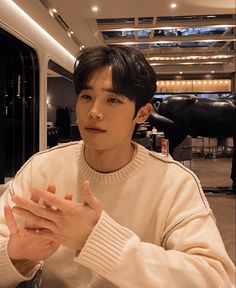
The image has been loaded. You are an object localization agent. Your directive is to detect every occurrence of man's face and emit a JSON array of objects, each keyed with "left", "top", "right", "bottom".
[{"left": 76, "top": 67, "right": 138, "bottom": 151}]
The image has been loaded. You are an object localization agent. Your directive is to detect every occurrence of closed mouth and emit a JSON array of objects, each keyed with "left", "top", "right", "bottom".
[{"left": 85, "top": 126, "right": 106, "bottom": 132}]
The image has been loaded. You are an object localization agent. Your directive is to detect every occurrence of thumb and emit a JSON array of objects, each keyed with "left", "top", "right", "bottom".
[{"left": 80, "top": 180, "right": 100, "bottom": 210}]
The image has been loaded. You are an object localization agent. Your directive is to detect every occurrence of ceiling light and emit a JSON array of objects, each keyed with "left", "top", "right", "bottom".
[
  {"left": 70, "top": 31, "right": 74, "bottom": 34},
  {"left": 170, "top": 3, "right": 177, "bottom": 8},
  {"left": 211, "top": 71, "right": 215, "bottom": 73},
  {"left": 92, "top": 6, "right": 98, "bottom": 12},
  {"left": 179, "top": 71, "right": 183, "bottom": 74},
  {"left": 52, "top": 8, "right": 57, "bottom": 13}
]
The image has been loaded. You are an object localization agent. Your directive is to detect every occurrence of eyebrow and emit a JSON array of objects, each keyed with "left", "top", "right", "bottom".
[{"left": 82, "top": 85, "right": 122, "bottom": 95}]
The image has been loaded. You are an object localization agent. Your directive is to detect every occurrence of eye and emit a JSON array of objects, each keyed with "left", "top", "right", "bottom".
[
  {"left": 79, "top": 94, "right": 92, "bottom": 100},
  {"left": 107, "top": 97, "right": 123, "bottom": 104}
]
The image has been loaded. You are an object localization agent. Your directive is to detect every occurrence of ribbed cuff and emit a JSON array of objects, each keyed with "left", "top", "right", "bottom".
[
  {"left": 0, "top": 237, "right": 41, "bottom": 287},
  {"left": 75, "top": 211, "right": 133, "bottom": 277}
]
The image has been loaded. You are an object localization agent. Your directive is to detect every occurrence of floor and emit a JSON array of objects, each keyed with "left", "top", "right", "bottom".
[
  {"left": 190, "top": 156, "right": 233, "bottom": 190},
  {"left": 206, "top": 193, "right": 235, "bottom": 265},
  {"left": 183, "top": 156, "right": 235, "bottom": 265}
]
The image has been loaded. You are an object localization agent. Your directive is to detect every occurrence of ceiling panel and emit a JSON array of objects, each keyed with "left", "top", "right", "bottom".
[{"left": 13, "top": 0, "right": 236, "bottom": 76}]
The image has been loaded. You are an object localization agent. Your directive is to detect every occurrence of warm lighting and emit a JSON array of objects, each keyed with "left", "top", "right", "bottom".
[
  {"left": 6, "top": 0, "right": 75, "bottom": 62},
  {"left": 170, "top": 3, "right": 177, "bottom": 8},
  {"left": 179, "top": 71, "right": 183, "bottom": 74},
  {"left": 92, "top": 6, "right": 98, "bottom": 12},
  {"left": 52, "top": 8, "right": 57, "bottom": 13}
]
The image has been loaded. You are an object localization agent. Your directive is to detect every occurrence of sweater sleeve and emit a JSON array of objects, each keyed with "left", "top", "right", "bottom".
[
  {"left": 75, "top": 211, "right": 235, "bottom": 288},
  {"left": 0, "top": 159, "right": 41, "bottom": 288},
  {"left": 0, "top": 237, "right": 41, "bottom": 288}
]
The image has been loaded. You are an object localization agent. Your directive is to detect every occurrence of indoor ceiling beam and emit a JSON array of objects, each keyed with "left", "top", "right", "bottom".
[
  {"left": 152, "top": 64, "right": 233, "bottom": 74},
  {"left": 143, "top": 47, "right": 233, "bottom": 55},
  {"left": 97, "top": 19, "right": 236, "bottom": 32},
  {"left": 148, "top": 58, "right": 233, "bottom": 65},
  {"left": 104, "top": 35, "right": 236, "bottom": 45}
]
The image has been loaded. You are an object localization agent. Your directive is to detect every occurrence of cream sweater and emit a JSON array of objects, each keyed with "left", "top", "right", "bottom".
[{"left": 0, "top": 141, "right": 235, "bottom": 288}]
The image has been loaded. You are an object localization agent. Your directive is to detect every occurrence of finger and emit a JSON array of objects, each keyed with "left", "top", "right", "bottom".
[
  {"left": 80, "top": 180, "right": 100, "bottom": 210},
  {"left": 44, "top": 184, "right": 57, "bottom": 208},
  {"left": 28, "top": 189, "right": 41, "bottom": 229},
  {"left": 11, "top": 195, "right": 61, "bottom": 221},
  {"left": 4, "top": 205, "right": 18, "bottom": 235},
  {"left": 12, "top": 207, "right": 57, "bottom": 232},
  {"left": 64, "top": 192, "right": 73, "bottom": 201},
  {"left": 30, "top": 184, "right": 56, "bottom": 205},
  {"left": 47, "top": 184, "right": 56, "bottom": 194},
  {"left": 29, "top": 187, "right": 66, "bottom": 211}
]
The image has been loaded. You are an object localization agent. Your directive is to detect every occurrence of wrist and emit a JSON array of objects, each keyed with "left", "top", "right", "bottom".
[{"left": 11, "top": 258, "right": 41, "bottom": 277}]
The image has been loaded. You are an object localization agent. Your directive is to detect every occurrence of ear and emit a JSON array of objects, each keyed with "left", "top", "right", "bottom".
[{"left": 135, "top": 103, "right": 152, "bottom": 124}]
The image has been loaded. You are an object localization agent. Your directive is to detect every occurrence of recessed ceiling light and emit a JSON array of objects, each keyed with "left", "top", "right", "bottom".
[
  {"left": 211, "top": 71, "right": 215, "bottom": 73},
  {"left": 92, "top": 6, "right": 98, "bottom": 12},
  {"left": 170, "top": 3, "right": 177, "bottom": 8},
  {"left": 52, "top": 8, "right": 57, "bottom": 13},
  {"left": 179, "top": 71, "right": 183, "bottom": 74}
]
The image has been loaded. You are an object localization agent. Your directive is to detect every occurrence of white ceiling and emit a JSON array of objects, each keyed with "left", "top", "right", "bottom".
[{"left": 13, "top": 0, "right": 236, "bottom": 76}]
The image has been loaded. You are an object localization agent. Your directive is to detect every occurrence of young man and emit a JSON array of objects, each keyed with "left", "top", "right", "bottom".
[{"left": 0, "top": 46, "right": 235, "bottom": 288}]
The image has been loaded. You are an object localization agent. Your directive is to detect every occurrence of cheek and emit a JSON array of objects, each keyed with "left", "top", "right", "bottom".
[{"left": 76, "top": 104, "right": 86, "bottom": 119}]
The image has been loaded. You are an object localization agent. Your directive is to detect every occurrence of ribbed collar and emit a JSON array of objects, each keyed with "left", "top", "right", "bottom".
[{"left": 77, "top": 141, "right": 148, "bottom": 184}]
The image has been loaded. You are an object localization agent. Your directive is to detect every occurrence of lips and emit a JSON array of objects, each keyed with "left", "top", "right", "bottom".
[{"left": 85, "top": 126, "right": 106, "bottom": 133}]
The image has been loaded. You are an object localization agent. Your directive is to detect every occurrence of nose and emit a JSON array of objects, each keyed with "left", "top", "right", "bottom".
[
  {"left": 88, "top": 111, "right": 104, "bottom": 120},
  {"left": 88, "top": 101, "right": 104, "bottom": 120}
]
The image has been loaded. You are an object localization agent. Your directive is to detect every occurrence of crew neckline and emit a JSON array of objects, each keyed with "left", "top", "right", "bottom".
[{"left": 77, "top": 141, "right": 148, "bottom": 184}]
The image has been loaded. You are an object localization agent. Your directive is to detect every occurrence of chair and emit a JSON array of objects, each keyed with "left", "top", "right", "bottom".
[
  {"left": 192, "top": 137, "right": 204, "bottom": 156},
  {"left": 173, "top": 136, "right": 192, "bottom": 167}
]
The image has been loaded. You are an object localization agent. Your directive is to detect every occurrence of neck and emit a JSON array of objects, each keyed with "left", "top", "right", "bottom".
[{"left": 84, "top": 143, "right": 135, "bottom": 173}]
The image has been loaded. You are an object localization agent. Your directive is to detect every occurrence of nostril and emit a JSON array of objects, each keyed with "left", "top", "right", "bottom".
[{"left": 88, "top": 111, "right": 104, "bottom": 120}]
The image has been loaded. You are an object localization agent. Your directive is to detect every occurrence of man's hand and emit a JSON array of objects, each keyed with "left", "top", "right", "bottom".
[
  {"left": 11, "top": 181, "right": 102, "bottom": 251},
  {"left": 5, "top": 184, "right": 72, "bottom": 263}
]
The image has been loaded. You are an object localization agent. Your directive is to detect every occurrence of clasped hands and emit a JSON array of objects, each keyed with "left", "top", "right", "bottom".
[{"left": 4, "top": 180, "right": 101, "bottom": 262}]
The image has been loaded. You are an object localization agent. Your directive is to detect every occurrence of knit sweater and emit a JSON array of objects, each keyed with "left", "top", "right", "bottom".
[{"left": 0, "top": 141, "right": 235, "bottom": 288}]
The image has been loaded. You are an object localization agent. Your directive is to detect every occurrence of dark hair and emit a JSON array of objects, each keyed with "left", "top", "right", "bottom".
[{"left": 73, "top": 45, "right": 156, "bottom": 113}]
